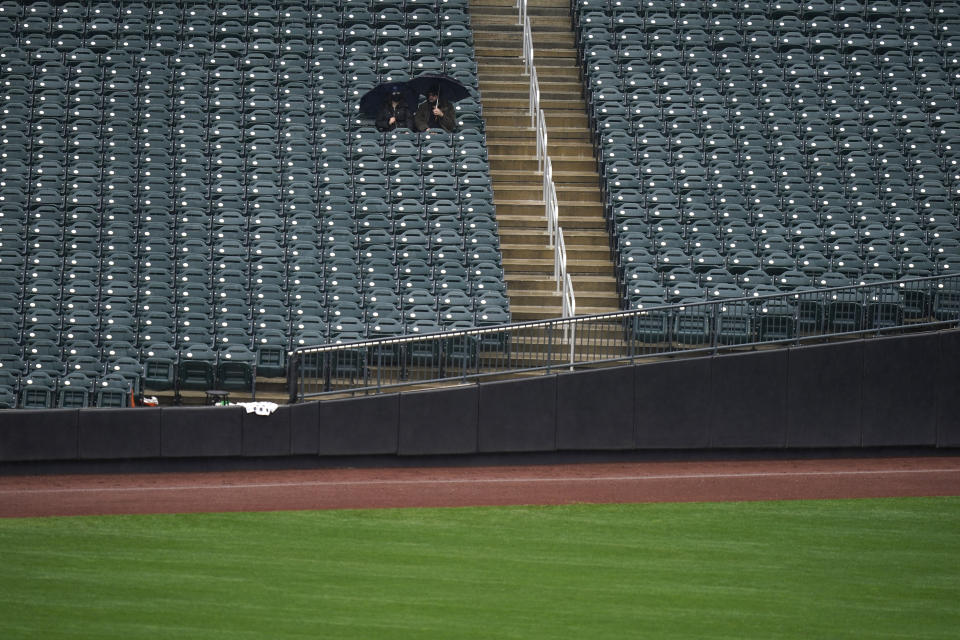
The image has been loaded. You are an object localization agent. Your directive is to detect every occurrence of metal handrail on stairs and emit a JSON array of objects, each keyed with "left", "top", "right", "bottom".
[
  {"left": 543, "top": 158, "right": 575, "bottom": 319},
  {"left": 518, "top": 0, "right": 576, "bottom": 317}
]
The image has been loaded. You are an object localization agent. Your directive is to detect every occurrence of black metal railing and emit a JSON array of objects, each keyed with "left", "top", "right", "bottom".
[{"left": 289, "top": 274, "right": 960, "bottom": 400}]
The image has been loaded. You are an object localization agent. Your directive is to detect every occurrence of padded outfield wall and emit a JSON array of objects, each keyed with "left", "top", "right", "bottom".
[{"left": 1, "top": 330, "right": 958, "bottom": 463}]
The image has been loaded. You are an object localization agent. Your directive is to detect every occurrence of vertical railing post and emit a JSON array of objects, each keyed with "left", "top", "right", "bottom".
[
  {"left": 711, "top": 302, "right": 719, "bottom": 354},
  {"left": 546, "top": 321, "right": 554, "bottom": 372}
]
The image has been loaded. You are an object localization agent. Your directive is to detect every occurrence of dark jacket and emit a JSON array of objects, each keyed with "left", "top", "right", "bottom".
[
  {"left": 414, "top": 97, "right": 457, "bottom": 132},
  {"left": 376, "top": 100, "right": 414, "bottom": 131}
]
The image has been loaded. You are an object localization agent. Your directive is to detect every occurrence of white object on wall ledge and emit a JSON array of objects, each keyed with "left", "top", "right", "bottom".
[{"left": 234, "top": 401, "right": 279, "bottom": 416}]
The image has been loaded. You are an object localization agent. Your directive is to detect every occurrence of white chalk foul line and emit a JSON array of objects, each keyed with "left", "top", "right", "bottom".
[{"left": 1, "top": 468, "right": 959, "bottom": 495}]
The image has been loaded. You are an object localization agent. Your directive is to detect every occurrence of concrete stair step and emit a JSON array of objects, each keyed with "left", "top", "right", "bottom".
[
  {"left": 482, "top": 96, "right": 586, "bottom": 111},
  {"left": 486, "top": 125, "right": 591, "bottom": 143},
  {"left": 474, "top": 30, "right": 576, "bottom": 50},
  {"left": 564, "top": 247, "right": 616, "bottom": 261},
  {"left": 573, "top": 275, "right": 621, "bottom": 293},
  {"left": 509, "top": 290, "right": 563, "bottom": 307},
  {"left": 568, "top": 305, "right": 623, "bottom": 316},
  {"left": 531, "top": 36, "right": 577, "bottom": 49},
  {"left": 562, "top": 229, "right": 611, "bottom": 246},
  {"left": 477, "top": 76, "right": 583, "bottom": 89},
  {"left": 494, "top": 184, "right": 602, "bottom": 203},
  {"left": 495, "top": 202, "right": 606, "bottom": 222},
  {"left": 499, "top": 234, "right": 548, "bottom": 248},
  {"left": 475, "top": 45, "right": 577, "bottom": 59},
  {"left": 489, "top": 163, "right": 539, "bottom": 177},
  {"left": 490, "top": 152, "right": 595, "bottom": 170},
  {"left": 495, "top": 212, "right": 551, "bottom": 227},
  {"left": 508, "top": 274, "right": 617, "bottom": 293},
  {"left": 497, "top": 218, "right": 607, "bottom": 235},
  {"left": 478, "top": 81, "right": 583, "bottom": 97},
  {"left": 511, "top": 289, "right": 620, "bottom": 309},
  {"left": 480, "top": 90, "right": 585, "bottom": 104},
  {"left": 509, "top": 305, "right": 562, "bottom": 321},
  {"left": 512, "top": 326, "right": 631, "bottom": 342},
  {"left": 559, "top": 218, "right": 607, "bottom": 231},
  {"left": 554, "top": 171, "right": 601, "bottom": 186},
  {"left": 502, "top": 260, "right": 554, "bottom": 276},
  {"left": 479, "top": 61, "right": 581, "bottom": 79},
  {"left": 508, "top": 305, "right": 623, "bottom": 324},
  {"left": 501, "top": 246, "right": 561, "bottom": 260},
  {"left": 470, "top": 20, "right": 522, "bottom": 30},
  {"left": 492, "top": 185, "right": 551, "bottom": 200},
  {"left": 556, "top": 185, "right": 603, "bottom": 203},
  {"left": 475, "top": 52, "right": 576, "bottom": 66},
  {"left": 503, "top": 257, "right": 615, "bottom": 275},
  {"left": 476, "top": 9, "right": 618, "bottom": 323},
  {"left": 481, "top": 78, "right": 583, "bottom": 93},
  {"left": 489, "top": 145, "right": 595, "bottom": 163},
  {"left": 474, "top": 0, "right": 573, "bottom": 8},
  {"left": 474, "top": 21, "right": 573, "bottom": 35},
  {"left": 472, "top": 3, "right": 573, "bottom": 18},
  {"left": 492, "top": 167, "right": 598, "bottom": 184},
  {"left": 500, "top": 228, "right": 609, "bottom": 248},
  {"left": 485, "top": 111, "right": 589, "bottom": 129},
  {"left": 504, "top": 274, "right": 556, "bottom": 289},
  {"left": 474, "top": 25, "right": 573, "bottom": 39}
]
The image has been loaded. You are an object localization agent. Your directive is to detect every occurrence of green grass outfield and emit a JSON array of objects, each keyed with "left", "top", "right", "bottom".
[{"left": 1, "top": 497, "right": 958, "bottom": 639}]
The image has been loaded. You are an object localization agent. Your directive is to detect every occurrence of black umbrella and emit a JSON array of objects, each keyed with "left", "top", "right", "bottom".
[
  {"left": 358, "top": 81, "right": 418, "bottom": 117},
  {"left": 407, "top": 74, "right": 471, "bottom": 103}
]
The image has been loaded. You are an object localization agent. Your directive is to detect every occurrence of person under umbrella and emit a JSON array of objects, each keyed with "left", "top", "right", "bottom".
[
  {"left": 375, "top": 86, "right": 414, "bottom": 132},
  {"left": 414, "top": 85, "right": 457, "bottom": 132}
]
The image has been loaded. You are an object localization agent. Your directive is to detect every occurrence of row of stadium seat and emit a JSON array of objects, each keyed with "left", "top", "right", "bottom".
[
  {"left": 573, "top": 0, "right": 960, "bottom": 310},
  {"left": 0, "top": 0, "right": 507, "bottom": 407}
]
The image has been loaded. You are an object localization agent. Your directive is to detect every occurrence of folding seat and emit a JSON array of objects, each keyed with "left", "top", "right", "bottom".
[
  {"left": 366, "top": 312, "right": 404, "bottom": 345},
  {"left": 796, "top": 248, "right": 832, "bottom": 278},
  {"left": 60, "top": 356, "right": 109, "bottom": 399},
  {"left": 403, "top": 291, "right": 439, "bottom": 323},
  {"left": 654, "top": 243, "right": 691, "bottom": 273},
  {"left": 813, "top": 264, "right": 854, "bottom": 288},
  {"left": 855, "top": 287, "right": 904, "bottom": 330},
  {"left": 931, "top": 235, "right": 960, "bottom": 265},
  {"left": 373, "top": 3, "right": 404, "bottom": 27},
  {"left": 931, "top": 276, "right": 960, "bottom": 320},
  {"left": 443, "top": 51, "right": 478, "bottom": 81},
  {"left": 18, "top": 368, "right": 59, "bottom": 409},
  {"left": 215, "top": 305, "right": 251, "bottom": 349},
  {"left": 755, "top": 245, "right": 794, "bottom": 276},
  {"left": 661, "top": 274, "right": 704, "bottom": 302},
  {"left": 436, "top": 1, "right": 470, "bottom": 27},
  {"left": 100, "top": 352, "right": 143, "bottom": 394},
  {"left": 773, "top": 265, "right": 815, "bottom": 291},
  {"left": 329, "top": 315, "right": 366, "bottom": 344},
  {"left": 815, "top": 286, "right": 864, "bottom": 333},
  {"left": 900, "top": 252, "right": 936, "bottom": 277},
  {"left": 689, "top": 232, "right": 723, "bottom": 254},
  {"left": 894, "top": 235, "right": 930, "bottom": 263},
  {"left": 162, "top": 338, "right": 214, "bottom": 391}
]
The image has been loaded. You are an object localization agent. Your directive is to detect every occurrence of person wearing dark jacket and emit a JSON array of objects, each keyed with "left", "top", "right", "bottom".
[
  {"left": 375, "top": 90, "right": 414, "bottom": 131},
  {"left": 414, "top": 88, "right": 457, "bottom": 132}
]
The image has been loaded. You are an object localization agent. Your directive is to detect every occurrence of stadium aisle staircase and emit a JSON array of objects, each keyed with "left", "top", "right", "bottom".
[{"left": 472, "top": 0, "right": 620, "bottom": 320}]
